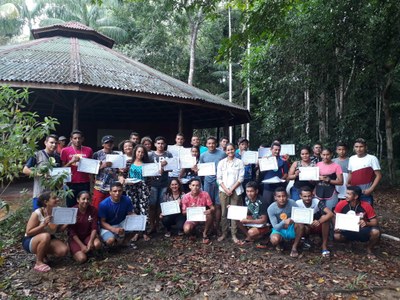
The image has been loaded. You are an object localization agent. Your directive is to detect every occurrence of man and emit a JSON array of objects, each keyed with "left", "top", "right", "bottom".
[
  {"left": 23, "top": 134, "right": 61, "bottom": 210},
  {"left": 129, "top": 132, "right": 140, "bottom": 147},
  {"left": 191, "top": 135, "right": 208, "bottom": 154},
  {"left": 92, "top": 135, "right": 119, "bottom": 209},
  {"left": 217, "top": 136, "right": 229, "bottom": 151},
  {"left": 310, "top": 142, "right": 323, "bottom": 164},
  {"left": 333, "top": 142, "right": 349, "bottom": 200},
  {"left": 334, "top": 186, "right": 380, "bottom": 259},
  {"left": 199, "top": 136, "right": 226, "bottom": 234},
  {"left": 235, "top": 137, "right": 256, "bottom": 193},
  {"left": 169, "top": 133, "right": 185, "bottom": 180},
  {"left": 267, "top": 187, "right": 304, "bottom": 257},
  {"left": 260, "top": 142, "right": 288, "bottom": 207},
  {"left": 347, "top": 138, "right": 382, "bottom": 206},
  {"left": 181, "top": 178, "right": 215, "bottom": 244},
  {"left": 98, "top": 182, "right": 137, "bottom": 248},
  {"left": 296, "top": 186, "right": 333, "bottom": 256},
  {"left": 57, "top": 135, "right": 67, "bottom": 154},
  {"left": 60, "top": 130, "right": 93, "bottom": 207},
  {"left": 237, "top": 181, "right": 269, "bottom": 245}
]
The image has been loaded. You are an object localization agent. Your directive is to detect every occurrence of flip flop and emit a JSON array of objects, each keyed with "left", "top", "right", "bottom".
[
  {"left": 143, "top": 234, "right": 151, "bottom": 241},
  {"left": 256, "top": 243, "right": 268, "bottom": 249},
  {"left": 290, "top": 249, "right": 299, "bottom": 258},
  {"left": 202, "top": 237, "right": 211, "bottom": 244},
  {"left": 34, "top": 264, "right": 51, "bottom": 273},
  {"left": 321, "top": 250, "right": 330, "bottom": 258}
]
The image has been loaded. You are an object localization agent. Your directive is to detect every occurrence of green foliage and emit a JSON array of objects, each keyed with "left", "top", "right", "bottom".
[{"left": 0, "top": 86, "right": 58, "bottom": 184}]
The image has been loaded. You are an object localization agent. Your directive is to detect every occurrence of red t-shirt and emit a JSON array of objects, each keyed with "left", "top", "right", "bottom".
[
  {"left": 61, "top": 146, "right": 93, "bottom": 183},
  {"left": 181, "top": 191, "right": 213, "bottom": 214},
  {"left": 68, "top": 205, "right": 98, "bottom": 241},
  {"left": 335, "top": 200, "right": 376, "bottom": 221}
]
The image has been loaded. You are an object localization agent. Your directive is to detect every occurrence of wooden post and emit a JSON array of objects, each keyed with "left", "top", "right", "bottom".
[
  {"left": 178, "top": 107, "right": 183, "bottom": 134},
  {"left": 72, "top": 96, "right": 79, "bottom": 130}
]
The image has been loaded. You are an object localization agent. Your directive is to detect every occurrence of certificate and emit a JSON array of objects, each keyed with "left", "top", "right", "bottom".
[
  {"left": 180, "top": 155, "right": 197, "bottom": 169},
  {"left": 125, "top": 178, "right": 142, "bottom": 185},
  {"left": 186, "top": 207, "right": 206, "bottom": 222},
  {"left": 291, "top": 207, "right": 314, "bottom": 224},
  {"left": 106, "top": 154, "right": 126, "bottom": 169},
  {"left": 142, "top": 163, "right": 160, "bottom": 177},
  {"left": 244, "top": 223, "right": 267, "bottom": 228},
  {"left": 336, "top": 173, "right": 349, "bottom": 199},
  {"left": 167, "top": 145, "right": 181, "bottom": 158},
  {"left": 197, "top": 162, "right": 216, "bottom": 176},
  {"left": 51, "top": 207, "right": 78, "bottom": 224},
  {"left": 50, "top": 167, "right": 71, "bottom": 182},
  {"left": 123, "top": 215, "right": 147, "bottom": 231},
  {"left": 164, "top": 157, "right": 179, "bottom": 171},
  {"left": 241, "top": 151, "right": 258, "bottom": 164},
  {"left": 258, "top": 147, "right": 271, "bottom": 158},
  {"left": 258, "top": 157, "right": 278, "bottom": 172},
  {"left": 227, "top": 205, "right": 248, "bottom": 221},
  {"left": 77, "top": 158, "right": 100, "bottom": 175},
  {"left": 335, "top": 213, "right": 360, "bottom": 232},
  {"left": 299, "top": 167, "right": 319, "bottom": 181},
  {"left": 160, "top": 200, "right": 181, "bottom": 216},
  {"left": 280, "top": 144, "right": 295, "bottom": 156},
  {"left": 262, "top": 176, "right": 285, "bottom": 184}
]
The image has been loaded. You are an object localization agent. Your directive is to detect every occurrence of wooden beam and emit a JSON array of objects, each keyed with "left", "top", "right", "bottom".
[{"left": 72, "top": 96, "right": 79, "bottom": 130}]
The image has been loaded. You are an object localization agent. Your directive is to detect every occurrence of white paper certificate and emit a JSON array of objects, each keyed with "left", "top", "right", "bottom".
[
  {"left": 77, "top": 158, "right": 101, "bottom": 174},
  {"left": 164, "top": 157, "right": 179, "bottom": 171},
  {"left": 280, "top": 144, "right": 295, "bottom": 155},
  {"left": 197, "top": 162, "right": 216, "bottom": 176},
  {"left": 180, "top": 155, "right": 197, "bottom": 169},
  {"left": 335, "top": 213, "right": 360, "bottom": 232},
  {"left": 167, "top": 145, "right": 181, "bottom": 158},
  {"left": 291, "top": 207, "right": 314, "bottom": 224},
  {"left": 51, "top": 207, "right": 78, "bottom": 224},
  {"left": 227, "top": 205, "right": 248, "bottom": 221},
  {"left": 50, "top": 167, "right": 71, "bottom": 182},
  {"left": 142, "top": 163, "right": 160, "bottom": 177},
  {"left": 241, "top": 151, "right": 258, "bottom": 164},
  {"left": 262, "top": 176, "right": 285, "bottom": 184},
  {"left": 123, "top": 215, "right": 147, "bottom": 231},
  {"left": 186, "top": 207, "right": 206, "bottom": 222},
  {"left": 160, "top": 200, "right": 181, "bottom": 216},
  {"left": 299, "top": 167, "right": 319, "bottom": 181},
  {"left": 336, "top": 173, "right": 349, "bottom": 199},
  {"left": 244, "top": 223, "right": 267, "bottom": 228},
  {"left": 258, "top": 157, "right": 278, "bottom": 172},
  {"left": 106, "top": 154, "right": 126, "bottom": 169}
]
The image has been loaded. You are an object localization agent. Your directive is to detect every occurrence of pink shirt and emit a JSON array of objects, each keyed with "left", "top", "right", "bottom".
[
  {"left": 181, "top": 191, "right": 213, "bottom": 214},
  {"left": 317, "top": 161, "right": 342, "bottom": 177},
  {"left": 61, "top": 146, "right": 93, "bottom": 183}
]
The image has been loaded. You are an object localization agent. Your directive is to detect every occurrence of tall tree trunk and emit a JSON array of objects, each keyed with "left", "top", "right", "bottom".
[
  {"left": 318, "top": 91, "right": 327, "bottom": 142},
  {"left": 382, "top": 75, "right": 395, "bottom": 184},
  {"left": 304, "top": 88, "right": 310, "bottom": 135},
  {"left": 375, "top": 90, "right": 383, "bottom": 160},
  {"left": 187, "top": 8, "right": 203, "bottom": 86}
]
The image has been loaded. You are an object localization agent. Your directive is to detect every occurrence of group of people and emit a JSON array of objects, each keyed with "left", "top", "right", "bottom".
[{"left": 22, "top": 131, "right": 382, "bottom": 272}]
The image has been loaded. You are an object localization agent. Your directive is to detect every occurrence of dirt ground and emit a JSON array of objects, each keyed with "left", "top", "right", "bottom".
[{"left": 0, "top": 183, "right": 399, "bottom": 299}]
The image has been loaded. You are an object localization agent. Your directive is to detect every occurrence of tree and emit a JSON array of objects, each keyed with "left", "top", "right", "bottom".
[{"left": 0, "top": 86, "right": 59, "bottom": 208}]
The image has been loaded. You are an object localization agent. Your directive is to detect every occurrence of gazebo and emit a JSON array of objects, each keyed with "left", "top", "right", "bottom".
[{"left": 0, "top": 22, "right": 250, "bottom": 148}]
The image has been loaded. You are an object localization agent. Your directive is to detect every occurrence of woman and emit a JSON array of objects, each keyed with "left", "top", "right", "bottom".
[
  {"left": 160, "top": 179, "right": 186, "bottom": 237},
  {"left": 141, "top": 136, "right": 153, "bottom": 154},
  {"left": 217, "top": 143, "right": 244, "bottom": 243},
  {"left": 126, "top": 144, "right": 151, "bottom": 241},
  {"left": 179, "top": 145, "right": 200, "bottom": 193},
  {"left": 316, "top": 148, "right": 343, "bottom": 209},
  {"left": 288, "top": 146, "right": 316, "bottom": 200},
  {"left": 22, "top": 191, "right": 68, "bottom": 272},
  {"left": 118, "top": 140, "right": 134, "bottom": 186},
  {"left": 68, "top": 191, "right": 102, "bottom": 263}
]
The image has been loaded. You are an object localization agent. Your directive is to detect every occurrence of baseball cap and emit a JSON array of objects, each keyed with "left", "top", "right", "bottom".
[
  {"left": 58, "top": 136, "right": 67, "bottom": 141},
  {"left": 101, "top": 135, "right": 115, "bottom": 144},
  {"left": 237, "top": 137, "right": 249, "bottom": 145}
]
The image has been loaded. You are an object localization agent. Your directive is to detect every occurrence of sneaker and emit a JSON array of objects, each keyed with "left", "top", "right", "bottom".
[
  {"left": 301, "top": 238, "right": 311, "bottom": 250},
  {"left": 164, "top": 232, "right": 171, "bottom": 238},
  {"left": 178, "top": 230, "right": 184, "bottom": 236}
]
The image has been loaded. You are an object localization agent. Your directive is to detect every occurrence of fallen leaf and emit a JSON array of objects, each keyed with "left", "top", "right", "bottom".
[{"left": 318, "top": 278, "right": 325, "bottom": 284}]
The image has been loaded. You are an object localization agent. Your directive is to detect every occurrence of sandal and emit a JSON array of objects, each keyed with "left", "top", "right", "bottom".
[
  {"left": 237, "top": 240, "right": 253, "bottom": 247},
  {"left": 164, "top": 232, "right": 171, "bottom": 238},
  {"left": 202, "top": 237, "right": 211, "bottom": 245},
  {"left": 321, "top": 250, "right": 330, "bottom": 258},
  {"left": 275, "top": 245, "right": 284, "bottom": 253},
  {"left": 132, "top": 233, "right": 140, "bottom": 242},
  {"left": 290, "top": 249, "right": 299, "bottom": 258},
  {"left": 34, "top": 263, "right": 51, "bottom": 273},
  {"left": 367, "top": 253, "right": 377, "bottom": 260},
  {"left": 143, "top": 234, "right": 151, "bottom": 241},
  {"left": 256, "top": 243, "right": 268, "bottom": 249}
]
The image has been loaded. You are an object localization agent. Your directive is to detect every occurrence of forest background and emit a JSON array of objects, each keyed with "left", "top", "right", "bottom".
[{"left": 1, "top": 0, "right": 399, "bottom": 184}]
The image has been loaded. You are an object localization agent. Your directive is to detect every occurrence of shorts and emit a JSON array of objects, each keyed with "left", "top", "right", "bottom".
[
  {"left": 100, "top": 222, "right": 129, "bottom": 242},
  {"left": 340, "top": 226, "right": 376, "bottom": 242},
  {"left": 309, "top": 223, "right": 322, "bottom": 234},
  {"left": 69, "top": 235, "right": 92, "bottom": 255},
  {"left": 203, "top": 180, "right": 220, "bottom": 205},
  {"left": 22, "top": 236, "right": 34, "bottom": 253},
  {"left": 271, "top": 224, "right": 295, "bottom": 240}
]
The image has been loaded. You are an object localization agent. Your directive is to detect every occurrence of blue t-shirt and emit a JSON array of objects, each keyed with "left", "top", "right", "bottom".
[
  {"left": 199, "top": 149, "right": 227, "bottom": 183},
  {"left": 98, "top": 195, "right": 134, "bottom": 226},
  {"left": 262, "top": 156, "right": 288, "bottom": 191}
]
